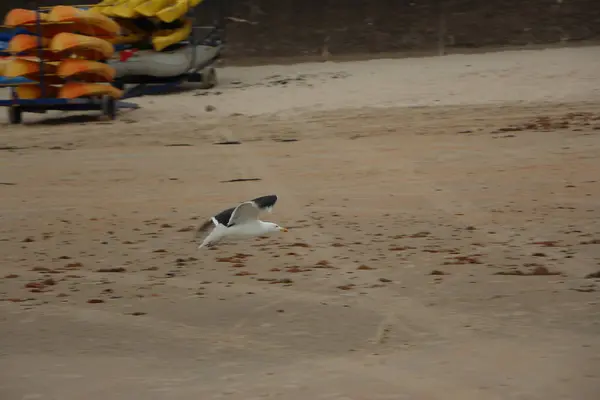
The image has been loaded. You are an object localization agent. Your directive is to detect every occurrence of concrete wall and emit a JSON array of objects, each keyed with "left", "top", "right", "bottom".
[{"left": 3, "top": 0, "right": 600, "bottom": 59}]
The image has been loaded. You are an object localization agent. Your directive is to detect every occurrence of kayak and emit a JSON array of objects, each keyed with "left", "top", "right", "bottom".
[
  {"left": 15, "top": 84, "right": 59, "bottom": 99},
  {"left": 2, "top": 58, "right": 61, "bottom": 83},
  {"left": 50, "top": 32, "right": 115, "bottom": 61},
  {"left": 151, "top": 17, "right": 192, "bottom": 51},
  {"left": 57, "top": 59, "right": 116, "bottom": 82},
  {"left": 58, "top": 82, "right": 123, "bottom": 99},
  {"left": 156, "top": 0, "right": 203, "bottom": 23},
  {"left": 47, "top": 6, "right": 121, "bottom": 39}
]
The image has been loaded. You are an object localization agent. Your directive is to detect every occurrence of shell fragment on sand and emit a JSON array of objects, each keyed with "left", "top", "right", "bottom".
[
  {"left": 57, "top": 59, "right": 116, "bottom": 82},
  {"left": 58, "top": 82, "right": 123, "bottom": 99},
  {"left": 50, "top": 32, "right": 115, "bottom": 61}
]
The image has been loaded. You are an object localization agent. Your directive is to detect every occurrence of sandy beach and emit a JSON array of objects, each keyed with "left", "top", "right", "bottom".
[{"left": 1, "top": 46, "right": 600, "bottom": 399}]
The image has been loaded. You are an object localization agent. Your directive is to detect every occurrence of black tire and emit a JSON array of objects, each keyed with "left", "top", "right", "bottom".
[
  {"left": 101, "top": 95, "right": 116, "bottom": 120},
  {"left": 8, "top": 106, "right": 22, "bottom": 124},
  {"left": 198, "top": 67, "right": 217, "bottom": 89}
]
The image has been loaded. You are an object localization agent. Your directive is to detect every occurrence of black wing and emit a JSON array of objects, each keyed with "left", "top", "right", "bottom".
[
  {"left": 251, "top": 194, "right": 278, "bottom": 211},
  {"left": 213, "top": 206, "right": 236, "bottom": 226}
]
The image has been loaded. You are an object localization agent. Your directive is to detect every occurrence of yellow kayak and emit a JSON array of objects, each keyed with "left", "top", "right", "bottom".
[
  {"left": 135, "top": 0, "right": 173, "bottom": 18},
  {"left": 109, "top": 18, "right": 148, "bottom": 45},
  {"left": 90, "top": 0, "right": 120, "bottom": 15},
  {"left": 111, "top": 0, "right": 148, "bottom": 19},
  {"left": 157, "top": 0, "right": 203, "bottom": 23},
  {"left": 152, "top": 18, "right": 192, "bottom": 51},
  {"left": 100, "top": 0, "right": 130, "bottom": 17}
]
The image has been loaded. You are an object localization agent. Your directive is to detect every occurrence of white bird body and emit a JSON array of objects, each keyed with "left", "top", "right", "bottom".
[{"left": 196, "top": 195, "right": 286, "bottom": 249}]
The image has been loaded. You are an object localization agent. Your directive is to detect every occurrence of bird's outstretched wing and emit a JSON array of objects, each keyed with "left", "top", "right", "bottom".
[
  {"left": 251, "top": 194, "right": 278, "bottom": 213},
  {"left": 228, "top": 201, "right": 260, "bottom": 226}
]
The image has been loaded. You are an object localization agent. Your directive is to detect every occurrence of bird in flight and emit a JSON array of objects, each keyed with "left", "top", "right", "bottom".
[{"left": 195, "top": 194, "right": 287, "bottom": 249}]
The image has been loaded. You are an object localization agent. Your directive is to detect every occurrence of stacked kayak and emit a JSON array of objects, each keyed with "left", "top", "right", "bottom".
[
  {"left": 83, "top": 0, "right": 220, "bottom": 81},
  {"left": 93, "top": 0, "right": 203, "bottom": 24},
  {"left": 92, "top": 0, "right": 204, "bottom": 51},
  {"left": 1, "top": 6, "right": 123, "bottom": 99}
]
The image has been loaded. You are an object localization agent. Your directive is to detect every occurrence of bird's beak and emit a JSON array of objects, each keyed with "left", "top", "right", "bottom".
[{"left": 280, "top": 227, "right": 288, "bottom": 232}]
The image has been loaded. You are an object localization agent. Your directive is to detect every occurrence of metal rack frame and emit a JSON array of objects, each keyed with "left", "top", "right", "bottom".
[{"left": 0, "top": 1, "right": 139, "bottom": 124}]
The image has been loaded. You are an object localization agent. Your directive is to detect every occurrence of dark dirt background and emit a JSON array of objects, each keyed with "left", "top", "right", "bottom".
[{"left": 3, "top": 0, "right": 600, "bottom": 59}]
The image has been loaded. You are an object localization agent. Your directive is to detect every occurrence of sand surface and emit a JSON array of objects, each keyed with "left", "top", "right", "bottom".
[{"left": 1, "top": 46, "right": 600, "bottom": 399}]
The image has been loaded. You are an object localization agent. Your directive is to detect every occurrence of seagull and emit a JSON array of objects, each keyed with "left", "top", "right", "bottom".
[{"left": 195, "top": 194, "right": 287, "bottom": 249}]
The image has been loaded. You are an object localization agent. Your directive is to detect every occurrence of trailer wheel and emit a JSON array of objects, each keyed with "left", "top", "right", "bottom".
[
  {"left": 199, "top": 67, "right": 217, "bottom": 89},
  {"left": 101, "top": 96, "right": 116, "bottom": 120},
  {"left": 8, "top": 106, "right": 22, "bottom": 124}
]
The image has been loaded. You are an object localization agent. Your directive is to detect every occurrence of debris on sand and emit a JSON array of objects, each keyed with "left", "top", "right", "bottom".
[
  {"left": 96, "top": 267, "right": 126, "bottom": 273},
  {"left": 494, "top": 265, "right": 562, "bottom": 276},
  {"left": 357, "top": 265, "right": 376, "bottom": 270},
  {"left": 429, "top": 270, "right": 449, "bottom": 276}
]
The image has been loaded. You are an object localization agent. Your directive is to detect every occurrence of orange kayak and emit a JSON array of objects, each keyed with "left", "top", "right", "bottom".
[
  {"left": 4, "top": 8, "right": 70, "bottom": 38},
  {"left": 57, "top": 59, "right": 116, "bottom": 82},
  {"left": 4, "top": 8, "right": 48, "bottom": 26},
  {"left": 6, "top": 34, "right": 62, "bottom": 61},
  {"left": 0, "top": 57, "right": 10, "bottom": 76},
  {"left": 5, "top": 7, "right": 121, "bottom": 38},
  {"left": 8, "top": 34, "right": 49, "bottom": 54},
  {"left": 50, "top": 32, "right": 115, "bottom": 61},
  {"left": 2, "top": 58, "right": 62, "bottom": 83},
  {"left": 8, "top": 35, "right": 61, "bottom": 61},
  {"left": 15, "top": 84, "right": 59, "bottom": 99},
  {"left": 48, "top": 6, "right": 121, "bottom": 39},
  {"left": 59, "top": 82, "right": 123, "bottom": 99}
]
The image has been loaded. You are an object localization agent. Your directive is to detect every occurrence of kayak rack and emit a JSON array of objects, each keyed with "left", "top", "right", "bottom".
[{"left": 0, "top": 1, "right": 139, "bottom": 124}]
